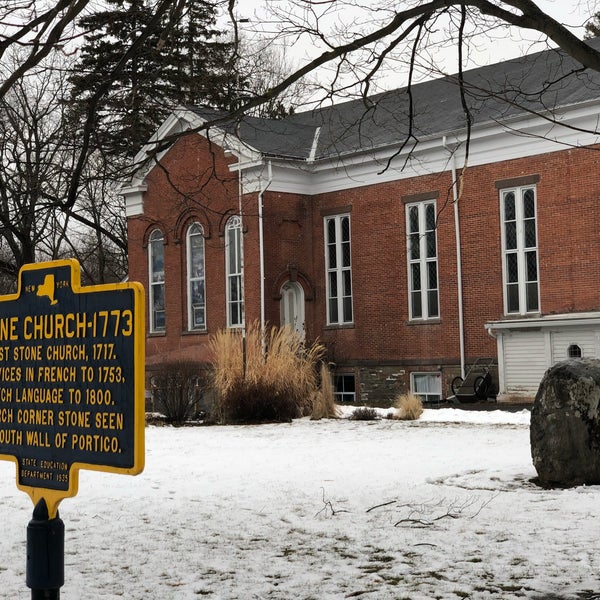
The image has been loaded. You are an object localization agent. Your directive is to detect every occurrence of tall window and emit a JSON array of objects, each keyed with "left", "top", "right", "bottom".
[
  {"left": 187, "top": 223, "right": 206, "bottom": 330},
  {"left": 501, "top": 186, "right": 539, "bottom": 315},
  {"left": 148, "top": 229, "right": 165, "bottom": 332},
  {"left": 225, "top": 215, "right": 244, "bottom": 327},
  {"left": 325, "top": 214, "right": 353, "bottom": 325},
  {"left": 406, "top": 201, "right": 439, "bottom": 320}
]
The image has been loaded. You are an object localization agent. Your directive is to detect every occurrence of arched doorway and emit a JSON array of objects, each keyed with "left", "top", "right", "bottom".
[{"left": 280, "top": 281, "right": 305, "bottom": 338}]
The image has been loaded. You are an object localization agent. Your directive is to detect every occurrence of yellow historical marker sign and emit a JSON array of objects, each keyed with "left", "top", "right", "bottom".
[{"left": 0, "top": 260, "right": 145, "bottom": 517}]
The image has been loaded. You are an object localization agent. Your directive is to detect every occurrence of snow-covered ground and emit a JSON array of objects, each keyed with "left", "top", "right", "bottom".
[{"left": 1, "top": 407, "right": 598, "bottom": 599}]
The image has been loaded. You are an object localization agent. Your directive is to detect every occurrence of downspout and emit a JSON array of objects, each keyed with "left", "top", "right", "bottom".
[
  {"left": 444, "top": 136, "right": 466, "bottom": 380},
  {"left": 259, "top": 160, "right": 273, "bottom": 336},
  {"left": 238, "top": 164, "right": 246, "bottom": 376}
]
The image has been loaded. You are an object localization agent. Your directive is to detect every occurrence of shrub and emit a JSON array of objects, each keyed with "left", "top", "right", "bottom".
[
  {"left": 394, "top": 392, "right": 424, "bottom": 421},
  {"left": 350, "top": 406, "right": 379, "bottom": 421},
  {"left": 311, "top": 362, "right": 340, "bottom": 420},
  {"left": 150, "top": 361, "right": 206, "bottom": 425},
  {"left": 209, "top": 321, "right": 325, "bottom": 424}
]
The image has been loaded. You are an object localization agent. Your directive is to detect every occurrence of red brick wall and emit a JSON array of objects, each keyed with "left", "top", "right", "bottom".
[
  {"left": 128, "top": 133, "right": 600, "bottom": 400},
  {"left": 128, "top": 133, "right": 241, "bottom": 369}
]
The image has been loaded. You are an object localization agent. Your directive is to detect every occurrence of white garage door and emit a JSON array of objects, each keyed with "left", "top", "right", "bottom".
[{"left": 502, "top": 330, "right": 548, "bottom": 393}]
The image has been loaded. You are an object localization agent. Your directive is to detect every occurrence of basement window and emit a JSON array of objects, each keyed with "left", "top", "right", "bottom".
[
  {"left": 411, "top": 372, "right": 442, "bottom": 403},
  {"left": 334, "top": 373, "right": 356, "bottom": 402}
]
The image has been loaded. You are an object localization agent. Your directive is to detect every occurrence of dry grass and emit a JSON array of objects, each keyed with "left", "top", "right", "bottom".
[
  {"left": 394, "top": 392, "right": 424, "bottom": 421},
  {"left": 311, "top": 362, "right": 340, "bottom": 420},
  {"left": 209, "top": 321, "right": 327, "bottom": 423}
]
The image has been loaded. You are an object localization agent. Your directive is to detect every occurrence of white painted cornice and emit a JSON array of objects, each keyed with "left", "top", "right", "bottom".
[
  {"left": 486, "top": 312, "right": 600, "bottom": 331},
  {"left": 235, "top": 102, "right": 600, "bottom": 196}
]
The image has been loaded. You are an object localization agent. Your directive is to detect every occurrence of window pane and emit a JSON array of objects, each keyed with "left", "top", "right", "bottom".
[
  {"left": 410, "top": 233, "right": 420, "bottom": 260},
  {"left": 154, "top": 308, "right": 165, "bottom": 330},
  {"left": 341, "top": 217, "right": 350, "bottom": 242},
  {"left": 524, "top": 219, "right": 536, "bottom": 248},
  {"left": 427, "top": 261, "right": 437, "bottom": 289},
  {"left": 526, "top": 282, "right": 539, "bottom": 312},
  {"left": 342, "top": 241, "right": 351, "bottom": 267},
  {"left": 426, "top": 231, "right": 436, "bottom": 258},
  {"left": 343, "top": 297, "right": 353, "bottom": 322},
  {"left": 507, "top": 283, "right": 519, "bottom": 313},
  {"left": 191, "top": 281, "right": 204, "bottom": 304},
  {"left": 506, "top": 253, "right": 518, "bottom": 283},
  {"left": 428, "top": 290, "right": 439, "bottom": 318},
  {"left": 425, "top": 203, "right": 436, "bottom": 230},
  {"left": 328, "top": 243, "right": 337, "bottom": 269},
  {"left": 526, "top": 251, "right": 537, "bottom": 281},
  {"left": 327, "top": 218, "right": 336, "bottom": 243},
  {"left": 523, "top": 188, "right": 535, "bottom": 218},
  {"left": 504, "top": 192, "right": 515, "bottom": 220},
  {"left": 409, "top": 206, "right": 419, "bottom": 233},
  {"left": 329, "top": 298, "right": 338, "bottom": 323},
  {"left": 411, "top": 263, "right": 421, "bottom": 290},
  {"left": 343, "top": 270, "right": 352, "bottom": 296},
  {"left": 505, "top": 221, "right": 517, "bottom": 250},
  {"left": 192, "top": 306, "right": 205, "bottom": 328},
  {"left": 152, "top": 284, "right": 165, "bottom": 330},
  {"left": 329, "top": 271, "right": 338, "bottom": 297},
  {"left": 229, "top": 303, "right": 240, "bottom": 327},
  {"left": 228, "top": 230, "right": 238, "bottom": 273},
  {"left": 411, "top": 291, "right": 422, "bottom": 319},
  {"left": 230, "top": 277, "right": 239, "bottom": 302}
]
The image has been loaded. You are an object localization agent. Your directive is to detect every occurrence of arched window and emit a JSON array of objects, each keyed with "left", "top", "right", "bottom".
[
  {"left": 225, "top": 216, "right": 243, "bottom": 327},
  {"left": 187, "top": 223, "right": 206, "bottom": 330},
  {"left": 148, "top": 229, "right": 165, "bottom": 332}
]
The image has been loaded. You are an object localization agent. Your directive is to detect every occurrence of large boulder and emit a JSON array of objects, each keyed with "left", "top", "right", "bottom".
[{"left": 531, "top": 358, "right": 600, "bottom": 487}]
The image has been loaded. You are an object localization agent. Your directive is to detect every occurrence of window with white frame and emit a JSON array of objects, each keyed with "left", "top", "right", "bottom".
[
  {"left": 187, "top": 222, "right": 206, "bottom": 331},
  {"left": 501, "top": 186, "right": 539, "bottom": 315},
  {"left": 406, "top": 201, "right": 439, "bottom": 320},
  {"left": 411, "top": 372, "right": 442, "bottom": 403},
  {"left": 334, "top": 373, "right": 356, "bottom": 402},
  {"left": 324, "top": 214, "right": 353, "bottom": 325},
  {"left": 225, "top": 215, "right": 244, "bottom": 328},
  {"left": 148, "top": 229, "right": 165, "bottom": 332}
]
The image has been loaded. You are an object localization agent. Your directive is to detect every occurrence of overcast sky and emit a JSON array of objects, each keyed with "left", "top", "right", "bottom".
[{"left": 229, "top": 0, "right": 598, "bottom": 97}]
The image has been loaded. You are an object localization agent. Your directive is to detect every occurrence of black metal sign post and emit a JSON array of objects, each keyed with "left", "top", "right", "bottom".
[
  {"left": 0, "top": 260, "right": 145, "bottom": 598},
  {"left": 27, "top": 499, "right": 64, "bottom": 599}
]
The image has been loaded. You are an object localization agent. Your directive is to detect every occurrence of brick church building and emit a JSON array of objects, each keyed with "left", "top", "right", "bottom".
[{"left": 124, "top": 39, "right": 600, "bottom": 405}]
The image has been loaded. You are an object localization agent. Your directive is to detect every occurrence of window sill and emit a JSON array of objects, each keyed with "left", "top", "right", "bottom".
[
  {"left": 148, "top": 331, "right": 166, "bottom": 337},
  {"left": 407, "top": 318, "right": 441, "bottom": 326},
  {"left": 182, "top": 329, "right": 208, "bottom": 336},
  {"left": 325, "top": 322, "right": 355, "bottom": 330}
]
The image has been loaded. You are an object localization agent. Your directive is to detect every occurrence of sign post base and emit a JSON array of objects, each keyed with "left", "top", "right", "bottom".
[{"left": 26, "top": 498, "right": 64, "bottom": 599}]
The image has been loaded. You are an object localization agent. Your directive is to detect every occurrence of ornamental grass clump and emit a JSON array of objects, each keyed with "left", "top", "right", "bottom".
[
  {"left": 394, "top": 392, "right": 424, "bottom": 421},
  {"left": 209, "top": 321, "right": 326, "bottom": 424},
  {"left": 311, "top": 362, "right": 340, "bottom": 420}
]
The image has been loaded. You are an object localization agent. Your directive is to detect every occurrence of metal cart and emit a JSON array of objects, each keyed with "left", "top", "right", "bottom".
[{"left": 450, "top": 359, "right": 496, "bottom": 403}]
